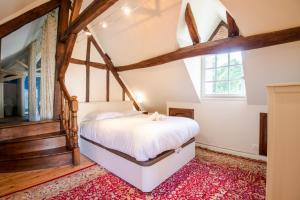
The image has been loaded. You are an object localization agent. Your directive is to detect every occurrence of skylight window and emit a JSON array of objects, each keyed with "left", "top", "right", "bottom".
[{"left": 201, "top": 51, "right": 246, "bottom": 97}]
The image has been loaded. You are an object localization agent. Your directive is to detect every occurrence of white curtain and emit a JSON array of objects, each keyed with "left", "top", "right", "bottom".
[
  {"left": 28, "top": 40, "right": 39, "bottom": 121},
  {"left": 0, "top": 83, "right": 4, "bottom": 118},
  {"left": 40, "top": 11, "right": 58, "bottom": 120}
]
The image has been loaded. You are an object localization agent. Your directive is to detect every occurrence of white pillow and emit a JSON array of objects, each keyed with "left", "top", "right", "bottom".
[{"left": 82, "top": 112, "right": 123, "bottom": 122}]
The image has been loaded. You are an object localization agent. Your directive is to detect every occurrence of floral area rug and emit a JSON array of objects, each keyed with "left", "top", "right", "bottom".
[{"left": 2, "top": 148, "right": 266, "bottom": 200}]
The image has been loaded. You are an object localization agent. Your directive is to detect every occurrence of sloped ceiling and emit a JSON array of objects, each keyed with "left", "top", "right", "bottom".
[
  {"left": 220, "top": 0, "right": 300, "bottom": 36},
  {"left": 0, "top": 0, "right": 46, "bottom": 68},
  {"left": 86, "top": 0, "right": 199, "bottom": 112},
  {"left": 0, "top": 0, "right": 35, "bottom": 23},
  {"left": 0, "top": 0, "right": 49, "bottom": 24},
  {"left": 1, "top": 18, "right": 42, "bottom": 62},
  {"left": 83, "top": 0, "right": 300, "bottom": 110}
]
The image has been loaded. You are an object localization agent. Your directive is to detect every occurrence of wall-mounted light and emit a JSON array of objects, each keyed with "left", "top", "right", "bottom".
[
  {"left": 84, "top": 30, "right": 92, "bottom": 36},
  {"left": 135, "top": 91, "right": 145, "bottom": 111},
  {"left": 122, "top": 6, "right": 131, "bottom": 16}
]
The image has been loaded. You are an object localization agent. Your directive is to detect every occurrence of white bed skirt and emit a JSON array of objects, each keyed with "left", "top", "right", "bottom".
[{"left": 79, "top": 138, "right": 195, "bottom": 192}]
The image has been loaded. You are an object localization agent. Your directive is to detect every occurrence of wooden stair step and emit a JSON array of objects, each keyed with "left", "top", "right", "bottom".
[
  {"left": 0, "top": 131, "right": 67, "bottom": 155},
  {"left": 0, "top": 147, "right": 73, "bottom": 172},
  {"left": 0, "top": 120, "right": 61, "bottom": 141},
  {"left": 0, "top": 147, "right": 71, "bottom": 161},
  {"left": 0, "top": 131, "right": 65, "bottom": 144}
]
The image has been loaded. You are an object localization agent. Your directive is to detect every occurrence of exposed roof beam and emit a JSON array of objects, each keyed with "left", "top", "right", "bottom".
[
  {"left": 69, "top": 58, "right": 106, "bottom": 69},
  {"left": 60, "top": 0, "right": 119, "bottom": 41},
  {"left": 70, "top": 0, "right": 83, "bottom": 22},
  {"left": 117, "top": 26, "right": 300, "bottom": 71},
  {"left": 0, "top": 0, "right": 61, "bottom": 39},
  {"left": 88, "top": 29, "right": 140, "bottom": 110},
  {"left": 226, "top": 11, "right": 239, "bottom": 37},
  {"left": 185, "top": 3, "right": 200, "bottom": 44},
  {"left": 16, "top": 60, "right": 29, "bottom": 69},
  {"left": 1, "top": 75, "right": 23, "bottom": 82}
]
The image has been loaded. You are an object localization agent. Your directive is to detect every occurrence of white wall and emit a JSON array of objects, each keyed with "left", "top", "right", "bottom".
[
  {"left": 120, "top": 60, "right": 199, "bottom": 113},
  {"left": 244, "top": 41, "right": 300, "bottom": 105},
  {"left": 167, "top": 101, "right": 267, "bottom": 159}
]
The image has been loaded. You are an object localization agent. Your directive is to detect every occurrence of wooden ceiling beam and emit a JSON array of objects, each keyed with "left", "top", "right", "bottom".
[
  {"left": 69, "top": 58, "right": 106, "bottom": 69},
  {"left": 117, "top": 26, "right": 300, "bottom": 71},
  {"left": 70, "top": 0, "right": 83, "bottom": 22},
  {"left": 88, "top": 30, "right": 140, "bottom": 110},
  {"left": 16, "top": 60, "right": 29, "bottom": 69},
  {"left": 1, "top": 75, "right": 24, "bottom": 82},
  {"left": 0, "top": 0, "right": 61, "bottom": 39},
  {"left": 226, "top": 11, "right": 239, "bottom": 37},
  {"left": 185, "top": 3, "right": 200, "bottom": 44},
  {"left": 60, "top": 0, "right": 118, "bottom": 41}
]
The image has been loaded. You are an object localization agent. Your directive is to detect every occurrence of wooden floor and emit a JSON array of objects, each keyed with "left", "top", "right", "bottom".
[{"left": 0, "top": 154, "right": 94, "bottom": 197}]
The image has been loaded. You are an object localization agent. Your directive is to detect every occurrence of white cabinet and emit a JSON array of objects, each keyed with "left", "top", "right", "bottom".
[{"left": 266, "top": 83, "right": 300, "bottom": 200}]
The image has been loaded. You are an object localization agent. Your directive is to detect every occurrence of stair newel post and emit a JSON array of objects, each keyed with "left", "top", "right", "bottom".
[
  {"left": 60, "top": 91, "right": 65, "bottom": 127},
  {"left": 70, "top": 96, "right": 80, "bottom": 165},
  {"left": 65, "top": 98, "right": 72, "bottom": 149}
]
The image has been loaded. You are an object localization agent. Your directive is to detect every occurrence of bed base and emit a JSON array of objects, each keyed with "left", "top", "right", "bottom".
[{"left": 79, "top": 138, "right": 195, "bottom": 192}]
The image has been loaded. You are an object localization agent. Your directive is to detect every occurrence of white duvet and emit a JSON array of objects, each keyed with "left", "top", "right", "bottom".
[{"left": 80, "top": 113, "right": 199, "bottom": 161}]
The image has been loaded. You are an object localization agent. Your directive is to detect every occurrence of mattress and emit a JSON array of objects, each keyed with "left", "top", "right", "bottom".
[{"left": 80, "top": 113, "right": 199, "bottom": 161}]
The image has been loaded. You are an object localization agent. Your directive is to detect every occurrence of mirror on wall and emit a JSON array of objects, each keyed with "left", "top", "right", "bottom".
[{"left": 0, "top": 9, "right": 58, "bottom": 125}]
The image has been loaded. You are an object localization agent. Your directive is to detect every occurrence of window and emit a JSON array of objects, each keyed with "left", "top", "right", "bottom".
[{"left": 201, "top": 51, "right": 245, "bottom": 97}]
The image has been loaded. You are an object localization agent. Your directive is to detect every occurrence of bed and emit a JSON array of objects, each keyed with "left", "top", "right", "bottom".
[{"left": 78, "top": 101, "right": 199, "bottom": 192}]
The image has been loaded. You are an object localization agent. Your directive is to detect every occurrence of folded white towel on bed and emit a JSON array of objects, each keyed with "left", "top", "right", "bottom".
[{"left": 149, "top": 112, "right": 163, "bottom": 121}]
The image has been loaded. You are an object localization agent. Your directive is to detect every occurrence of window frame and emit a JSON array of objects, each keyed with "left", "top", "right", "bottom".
[{"left": 201, "top": 52, "right": 246, "bottom": 99}]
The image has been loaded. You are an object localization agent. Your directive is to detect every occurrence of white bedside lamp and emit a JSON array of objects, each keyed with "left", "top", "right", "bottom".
[{"left": 135, "top": 92, "right": 145, "bottom": 111}]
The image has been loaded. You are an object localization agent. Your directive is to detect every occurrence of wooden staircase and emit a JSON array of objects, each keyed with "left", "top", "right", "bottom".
[{"left": 0, "top": 121, "right": 73, "bottom": 172}]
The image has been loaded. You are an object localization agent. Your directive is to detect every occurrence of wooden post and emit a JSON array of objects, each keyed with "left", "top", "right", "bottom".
[
  {"left": 54, "top": 0, "right": 70, "bottom": 120},
  {"left": 106, "top": 68, "right": 109, "bottom": 101},
  {"left": 70, "top": 96, "right": 80, "bottom": 165},
  {"left": 64, "top": 98, "right": 72, "bottom": 149},
  {"left": 86, "top": 37, "right": 91, "bottom": 102},
  {"left": 122, "top": 89, "right": 125, "bottom": 101}
]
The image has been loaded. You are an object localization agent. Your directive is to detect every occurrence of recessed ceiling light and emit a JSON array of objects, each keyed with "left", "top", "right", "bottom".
[
  {"left": 122, "top": 6, "right": 131, "bottom": 16},
  {"left": 102, "top": 22, "right": 108, "bottom": 28}
]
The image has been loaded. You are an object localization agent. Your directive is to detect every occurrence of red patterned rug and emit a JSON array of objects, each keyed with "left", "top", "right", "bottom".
[{"left": 4, "top": 148, "right": 266, "bottom": 200}]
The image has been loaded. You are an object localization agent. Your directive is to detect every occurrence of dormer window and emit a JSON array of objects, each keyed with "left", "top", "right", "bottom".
[{"left": 201, "top": 51, "right": 245, "bottom": 97}]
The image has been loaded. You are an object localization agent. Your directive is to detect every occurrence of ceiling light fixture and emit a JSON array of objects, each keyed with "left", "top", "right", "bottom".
[
  {"left": 122, "top": 6, "right": 131, "bottom": 16},
  {"left": 102, "top": 22, "right": 108, "bottom": 29}
]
